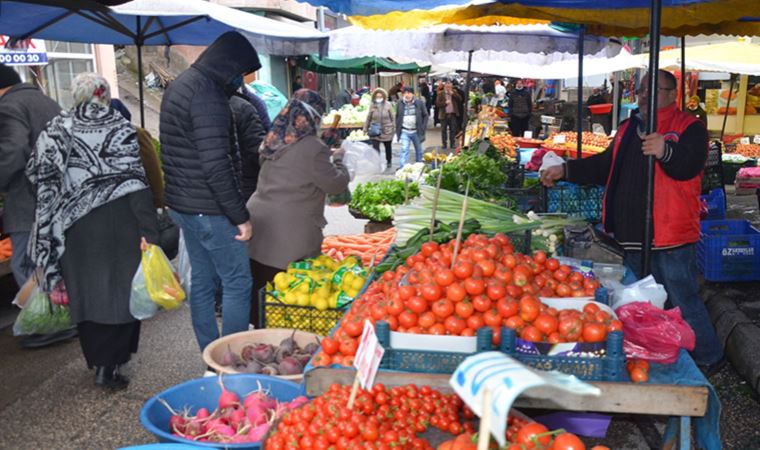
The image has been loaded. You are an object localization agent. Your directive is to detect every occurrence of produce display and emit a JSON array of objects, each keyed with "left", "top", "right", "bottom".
[
  {"left": 264, "top": 383, "right": 591, "bottom": 450},
  {"left": 425, "top": 147, "right": 510, "bottom": 202},
  {"left": 158, "top": 377, "right": 309, "bottom": 444},
  {"left": 268, "top": 254, "right": 367, "bottom": 310},
  {"left": 546, "top": 132, "right": 611, "bottom": 154},
  {"left": 0, "top": 237, "right": 11, "bottom": 261},
  {"left": 350, "top": 180, "right": 420, "bottom": 222},
  {"left": 216, "top": 331, "right": 320, "bottom": 375},
  {"left": 722, "top": 153, "right": 749, "bottom": 164},
  {"left": 346, "top": 129, "right": 371, "bottom": 141},
  {"left": 396, "top": 163, "right": 429, "bottom": 182},
  {"left": 322, "top": 228, "right": 396, "bottom": 267},
  {"left": 732, "top": 143, "right": 760, "bottom": 158},
  {"left": 490, "top": 132, "right": 517, "bottom": 159},
  {"left": 627, "top": 358, "right": 650, "bottom": 383},
  {"left": 324, "top": 105, "right": 369, "bottom": 127},
  {"left": 314, "top": 233, "right": 602, "bottom": 367},
  {"left": 423, "top": 151, "right": 452, "bottom": 164}
]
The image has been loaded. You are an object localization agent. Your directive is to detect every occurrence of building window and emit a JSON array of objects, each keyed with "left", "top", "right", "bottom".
[{"left": 42, "top": 59, "right": 95, "bottom": 109}]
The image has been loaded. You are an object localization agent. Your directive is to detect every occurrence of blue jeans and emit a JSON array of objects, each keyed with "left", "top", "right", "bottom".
[
  {"left": 169, "top": 211, "right": 252, "bottom": 351},
  {"left": 399, "top": 130, "right": 423, "bottom": 167},
  {"left": 9, "top": 231, "right": 33, "bottom": 287},
  {"left": 624, "top": 244, "right": 724, "bottom": 366}
]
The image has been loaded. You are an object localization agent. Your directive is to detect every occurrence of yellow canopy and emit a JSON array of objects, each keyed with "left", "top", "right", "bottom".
[
  {"left": 348, "top": 1, "right": 757, "bottom": 37},
  {"left": 639, "top": 40, "right": 760, "bottom": 75}
]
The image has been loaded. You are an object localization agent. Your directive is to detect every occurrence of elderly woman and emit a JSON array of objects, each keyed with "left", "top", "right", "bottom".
[
  {"left": 247, "top": 89, "right": 350, "bottom": 326},
  {"left": 26, "top": 73, "right": 158, "bottom": 390}
]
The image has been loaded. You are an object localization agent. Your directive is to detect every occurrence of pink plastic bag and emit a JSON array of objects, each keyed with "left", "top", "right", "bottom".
[{"left": 617, "top": 301, "right": 696, "bottom": 364}]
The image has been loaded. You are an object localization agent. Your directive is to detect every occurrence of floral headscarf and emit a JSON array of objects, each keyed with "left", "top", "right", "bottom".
[{"left": 260, "top": 89, "right": 326, "bottom": 159}]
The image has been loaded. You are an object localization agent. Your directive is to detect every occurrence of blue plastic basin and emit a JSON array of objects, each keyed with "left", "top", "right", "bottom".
[{"left": 140, "top": 375, "right": 304, "bottom": 449}]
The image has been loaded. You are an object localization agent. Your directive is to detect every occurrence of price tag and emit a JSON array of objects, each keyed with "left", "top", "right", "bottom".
[
  {"left": 740, "top": 137, "right": 751, "bottom": 145},
  {"left": 523, "top": 131, "right": 533, "bottom": 139},
  {"left": 450, "top": 352, "right": 600, "bottom": 446},
  {"left": 753, "top": 135, "right": 760, "bottom": 144},
  {"left": 553, "top": 134, "right": 566, "bottom": 144},
  {"left": 353, "top": 320, "right": 385, "bottom": 389}
]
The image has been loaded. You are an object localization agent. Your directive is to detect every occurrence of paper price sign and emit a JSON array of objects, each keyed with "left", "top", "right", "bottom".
[
  {"left": 553, "top": 134, "right": 566, "bottom": 144},
  {"left": 740, "top": 137, "right": 751, "bottom": 145},
  {"left": 450, "top": 352, "right": 600, "bottom": 446},
  {"left": 353, "top": 320, "right": 385, "bottom": 390},
  {"left": 754, "top": 135, "right": 760, "bottom": 145}
]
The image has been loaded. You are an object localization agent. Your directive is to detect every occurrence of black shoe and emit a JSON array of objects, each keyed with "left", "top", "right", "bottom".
[
  {"left": 95, "top": 366, "right": 129, "bottom": 390},
  {"left": 698, "top": 358, "right": 727, "bottom": 378}
]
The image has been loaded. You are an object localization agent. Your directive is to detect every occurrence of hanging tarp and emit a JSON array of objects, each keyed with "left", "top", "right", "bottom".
[
  {"left": 637, "top": 40, "right": 760, "bottom": 76},
  {"left": 343, "top": 0, "right": 756, "bottom": 36},
  {"left": 298, "top": 54, "right": 429, "bottom": 74},
  {"left": 288, "top": 0, "right": 473, "bottom": 16},
  {"left": 0, "top": 0, "right": 328, "bottom": 55}
]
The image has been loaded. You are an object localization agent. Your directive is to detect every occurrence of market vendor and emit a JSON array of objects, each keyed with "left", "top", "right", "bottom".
[
  {"left": 540, "top": 69, "right": 725, "bottom": 375},
  {"left": 247, "top": 89, "right": 350, "bottom": 327},
  {"left": 508, "top": 79, "right": 532, "bottom": 138},
  {"left": 685, "top": 95, "right": 708, "bottom": 127}
]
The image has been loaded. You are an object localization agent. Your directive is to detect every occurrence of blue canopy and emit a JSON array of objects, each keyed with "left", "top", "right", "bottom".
[{"left": 291, "top": 0, "right": 473, "bottom": 16}]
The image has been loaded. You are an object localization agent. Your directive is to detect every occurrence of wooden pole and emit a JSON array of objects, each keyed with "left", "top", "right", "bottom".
[
  {"left": 476, "top": 388, "right": 493, "bottom": 450},
  {"left": 430, "top": 168, "right": 444, "bottom": 242},
  {"left": 450, "top": 178, "right": 471, "bottom": 269}
]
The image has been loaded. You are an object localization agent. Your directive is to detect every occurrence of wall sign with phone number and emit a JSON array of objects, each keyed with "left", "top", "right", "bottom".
[{"left": 0, "top": 52, "right": 48, "bottom": 65}]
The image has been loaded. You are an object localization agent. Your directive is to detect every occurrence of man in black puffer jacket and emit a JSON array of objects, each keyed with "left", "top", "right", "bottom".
[
  {"left": 160, "top": 31, "right": 261, "bottom": 355},
  {"left": 231, "top": 92, "right": 266, "bottom": 200}
]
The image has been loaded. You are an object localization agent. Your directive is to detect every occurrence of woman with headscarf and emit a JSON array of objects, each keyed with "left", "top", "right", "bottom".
[
  {"left": 363, "top": 88, "right": 395, "bottom": 167},
  {"left": 246, "top": 89, "right": 350, "bottom": 326},
  {"left": 26, "top": 73, "right": 158, "bottom": 390}
]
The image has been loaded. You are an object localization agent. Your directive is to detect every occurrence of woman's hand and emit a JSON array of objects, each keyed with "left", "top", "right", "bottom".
[{"left": 140, "top": 237, "right": 149, "bottom": 251}]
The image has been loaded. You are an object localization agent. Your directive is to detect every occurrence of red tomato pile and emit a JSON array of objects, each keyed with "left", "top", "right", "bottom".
[
  {"left": 626, "top": 359, "right": 650, "bottom": 383},
  {"left": 314, "top": 234, "right": 615, "bottom": 367},
  {"left": 264, "top": 383, "right": 590, "bottom": 450}
]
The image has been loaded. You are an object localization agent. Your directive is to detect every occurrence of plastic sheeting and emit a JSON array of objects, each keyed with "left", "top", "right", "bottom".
[
  {"left": 0, "top": 0, "right": 328, "bottom": 55},
  {"left": 637, "top": 40, "right": 760, "bottom": 76}
]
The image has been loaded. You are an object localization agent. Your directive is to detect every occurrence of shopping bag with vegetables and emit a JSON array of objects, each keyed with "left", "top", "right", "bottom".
[
  {"left": 13, "top": 280, "right": 72, "bottom": 336},
  {"left": 140, "top": 238, "right": 185, "bottom": 310}
]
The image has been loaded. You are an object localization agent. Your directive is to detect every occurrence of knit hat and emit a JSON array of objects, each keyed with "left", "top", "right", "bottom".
[{"left": 0, "top": 64, "right": 21, "bottom": 89}]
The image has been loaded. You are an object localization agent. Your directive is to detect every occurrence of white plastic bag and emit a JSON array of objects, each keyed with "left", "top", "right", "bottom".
[
  {"left": 612, "top": 275, "right": 667, "bottom": 310},
  {"left": 129, "top": 262, "right": 158, "bottom": 320},
  {"left": 341, "top": 140, "right": 384, "bottom": 181},
  {"left": 177, "top": 230, "right": 192, "bottom": 298},
  {"left": 539, "top": 151, "right": 565, "bottom": 173}
]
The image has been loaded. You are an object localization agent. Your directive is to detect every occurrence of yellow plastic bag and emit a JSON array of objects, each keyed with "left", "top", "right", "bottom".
[{"left": 142, "top": 242, "right": 185, "bottom": 309}]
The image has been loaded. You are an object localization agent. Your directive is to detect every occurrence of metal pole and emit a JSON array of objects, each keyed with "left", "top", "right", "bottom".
[
  {"left": 463, "top": 50, "right": 474, "bottom": 126},
  {"left": 576, "top": 25, "right": 585, "bottom": 159},
  {"left": 136, "top": 16, "right": 145, "bottom": 128},
  {"left": 642, "top": 0, "right": 663, "bottom": 277},
  {"left": 680, "top": 36, "right": 686, "bottom": 110},
  {"left": 612, "top": 72, "right": 620, "bottom": 131},
  {"left": 720, "top": 74, "right": 736, "bottom": 141}
]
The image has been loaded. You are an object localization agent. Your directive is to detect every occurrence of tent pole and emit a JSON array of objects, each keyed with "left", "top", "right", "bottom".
[
  {"left": 680, "top": 36, "right": 686, "bottom": 110},
  {"left": 612, "top": 72, "right": 620, "bottom": 131},
  {"left": 643, "top": 0, "right": 663, "bottom": 277},
  {"left": 136, "top": 16, "right": 145, "bottom": 129},
  {"left": 576, "top": 25, "right": 585, "bottom": 159},
  {"left": 464, "top": 50, "right": 473, "bottom": 126},
  {"left": 720, "top": 74, "right": 736, "bottom": 141}
]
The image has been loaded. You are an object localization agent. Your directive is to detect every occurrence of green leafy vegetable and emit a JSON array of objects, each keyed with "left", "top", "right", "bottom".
[
  {"left": 425, "top": 147, "right": 511, "bottom": 202},
  {"left": 350, "top": 180, "right": 420, "bottom": 222}
]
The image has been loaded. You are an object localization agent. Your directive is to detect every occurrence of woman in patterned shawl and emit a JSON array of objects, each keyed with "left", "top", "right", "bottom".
[{"left": 26, "top": 73, "right": 158, "bottom": 390}]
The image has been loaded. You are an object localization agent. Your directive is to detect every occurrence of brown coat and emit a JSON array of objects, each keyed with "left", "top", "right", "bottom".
[
  {"left": 435, "top": 89, "right": 464, "bottom": 120},
  {"left": 136, "top": 127, "right": 164, "bottom": 208},
  {"left": 363, "top": 100, "right": 395, "bottom": 142},
  {"left": 246, "top": 135, "right": 350, "bottom": 269}
]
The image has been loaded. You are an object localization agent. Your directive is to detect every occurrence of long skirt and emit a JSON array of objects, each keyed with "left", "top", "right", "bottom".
[
  {"left": 78, "top": 320, "right": 141, "bottom": 368},
  {"left": 249, "top": 259, "right": 285, "bottom": 328}
]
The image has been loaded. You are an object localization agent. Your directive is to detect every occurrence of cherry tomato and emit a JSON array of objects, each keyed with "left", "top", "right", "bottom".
[
  {"left": 551, "top": 432, "right": 586, "bottom": 450},
  {"left": 516, "top": 422, "right": 551, "bottom": 448},
  {"left": 455, "top": 300, "right": 475, "bottom": 319},
  {"left": 453, "top": 262, "right": 474, "bottom": 280},
  {"left": 435, "top": 269, "right": 455, "bottom": 287}
]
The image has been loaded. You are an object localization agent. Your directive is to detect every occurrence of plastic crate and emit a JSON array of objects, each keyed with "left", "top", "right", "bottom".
[
  {"left": 700, "top": 188, "right": 726, "bottom": 221},
  {"left": 546, "top": 182, "right": 604, "bottom": 223},
  {"left": 258, "top": 288, "right": 347, "bottom": 335},
  {"left": 374, "top": 320, "right": 625, "bottom": 381},
  {"left": 504, "top": 185, "right": 544, "bottom": 214},
  {"left": 697, "top": 220, "right": 760, "bottom": 282}
]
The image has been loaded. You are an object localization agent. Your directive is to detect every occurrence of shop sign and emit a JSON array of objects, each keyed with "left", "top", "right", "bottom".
[{"left": 0, "top": 36, "right": 48, "bottom": 66}]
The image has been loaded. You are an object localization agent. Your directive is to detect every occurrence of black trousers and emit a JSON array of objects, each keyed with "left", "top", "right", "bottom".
[
  {"left": 509, "top": 116, "right": 530, "bottom": 138},
  {"left": 442, "top": 113, "right": 459, "bottom": 149},
  {"left": 78, "top": 321, "right": 140, "bottom": 368},
  {"left": 371, "top": 139, "right": 393, "bottom": 164},
  {"left": 250, "top": 258, "right": 285, "bottom": 328}
]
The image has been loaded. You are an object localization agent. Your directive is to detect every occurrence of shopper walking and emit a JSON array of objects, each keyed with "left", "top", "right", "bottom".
[
  {"left": 540, "top": 70, "right": 725, "bottom": 374},
  {"left": 0, "top": 63, "right": 62, "bottom": 287},
  {"left": 364, "top": 87, "right": 395, "bottom": 167},
  {"left": 159, "top": 31, "right": 259, "bottom": 353},
  {"left": 396, "top": 87, "right": 428, "bottom": 167},
  {"left": 247, "top": 89, "right": 350, "bottom": 326},
  {"left": 436, "top": 82, "right": 463, "bottom": 150},
  {"left": 26, "top": 73, "right": 158, "bottom": 390},
  {"left": 508, "top": 79, "right": 532, "bottom": 138}
]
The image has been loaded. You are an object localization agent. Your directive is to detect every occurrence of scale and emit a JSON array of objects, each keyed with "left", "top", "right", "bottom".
[{"left": 540, "top": 115, "right": 562, "bottom": 139}]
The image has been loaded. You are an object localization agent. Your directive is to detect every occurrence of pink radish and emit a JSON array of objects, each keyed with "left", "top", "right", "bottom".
[
  {"left": 218, "top": 376, "right": 240, "bottom": 410},
  {"left": 287, "top": 396, "right": 309, "bottom": 409},
  {"left": 246, "top": 403, "right": 269, "bottom": 426},
  {"left": 229, "top": 408, "right": 246, "bottom": 430},
  {"left": 169, "top": 415, "right": 186, "bottom": 434},
  {"left": 247, "top": 422, "right": 270, "bottom": 442},
  {"left": 196, "top": 407, "right": 210, "bottom": 420}
]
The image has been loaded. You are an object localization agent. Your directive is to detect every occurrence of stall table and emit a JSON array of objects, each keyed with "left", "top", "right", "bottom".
[{"left": 305, "top": 350, "right": 714, "bottom": 450}]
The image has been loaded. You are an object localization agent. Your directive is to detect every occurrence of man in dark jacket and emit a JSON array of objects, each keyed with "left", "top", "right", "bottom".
[
  {"left": 540, "top": 70, "right": 724, "bottom": 374},
  {"left": 159, "top": 31, "right": 260, "bottom": 354},
  {"left": 333, "top": 88, "right": 353, "bottom": 110},
  {"left": 435, "top": 81, "right": 463, "bottom": 150},
  {"left": 508, "top": 79, "right": 532, "bottom": 138},
  {"left": 231, "top": 94, "right": 266, "bottom": 200},
  {"left": 0, "top": 64, "right": 61, "bottom": 286},
  {"left": 240, "top": 86, "right": 272, "bottom": 132},
  {"left": 395, "top": 87, "right": 428, "bottom": 167}
]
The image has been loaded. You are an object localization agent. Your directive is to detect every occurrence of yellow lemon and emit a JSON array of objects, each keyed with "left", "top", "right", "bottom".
[
  {"left": 297, "top": 281, "right": 311, "bottom": 294},
  {"left": 296, "top": 292, "right": 310, "bottom": 307},
  {"left": 283, "top": 291, "right": 297, "bottom": 305},
  {"left": 351, "top": 277, "right": 365, "bottom": 291},
  {"left": 314, "top": 297, "right": 329, "bottom": 311}
]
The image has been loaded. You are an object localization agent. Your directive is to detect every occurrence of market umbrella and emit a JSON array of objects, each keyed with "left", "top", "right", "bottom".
[{"left": 0, "top": 0, "right": 328, "bottom": 126}]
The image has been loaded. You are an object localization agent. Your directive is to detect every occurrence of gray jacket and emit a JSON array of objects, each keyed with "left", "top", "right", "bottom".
[
  {"left": 0, "top": 84, "right": 62, "bottom": 233},
  {"left": 247, "top": 135, "right": 349, "bottom": 269},
  {"left": 364, "top": 100, "right": 395, "bottom": 142},
  {"left": 395, "top": 97, "right": 428, "bottom": 142}
]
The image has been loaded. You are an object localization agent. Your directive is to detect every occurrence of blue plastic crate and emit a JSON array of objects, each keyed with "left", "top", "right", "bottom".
[
  {"left": 700, "top": 188, "right": 726, "bottom": 221},
  {"left": 697, "top": 219, "right": 760, "bottom": 282},
  {"left": 546, "top": 182, "right": 604, "bottom": 223}
]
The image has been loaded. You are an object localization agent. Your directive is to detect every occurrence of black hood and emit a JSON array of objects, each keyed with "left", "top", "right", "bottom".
[{"left": 193, "top": 31, "right": 261, "bottom": 88}]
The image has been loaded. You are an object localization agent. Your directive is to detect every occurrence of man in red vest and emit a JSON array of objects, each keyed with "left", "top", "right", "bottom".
[{"left": 541, "top": 69, "right": 724, "bottom": 374}]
